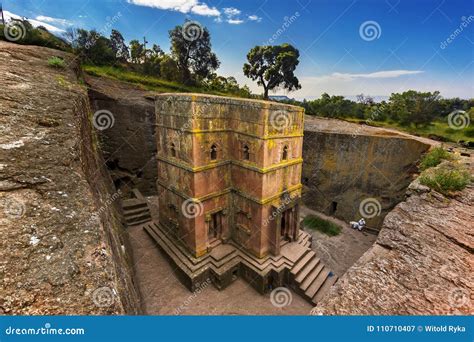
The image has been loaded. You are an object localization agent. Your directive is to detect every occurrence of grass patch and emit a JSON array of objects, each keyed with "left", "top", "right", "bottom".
[
  {"left": 344, "top": 118, "right": 473, "bottom": 144},
  {"left": 419, "top": 146, "right": 452, "bottom": 171},
  {"left": 302, "top": 215, "right": 342, "bottom": 236},
  {"left": 419, "top": 163, "right": 470, "bottom": 196},
  {"left": 48, "top": 56, "right": 65, "bottom": 68}
]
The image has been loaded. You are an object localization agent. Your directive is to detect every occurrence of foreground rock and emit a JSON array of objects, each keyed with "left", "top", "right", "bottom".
[
  {"left": 0, "top": 42, "right": 140, "bottom": 314},
  {"left": 312, "top": 156, "right": 473, "bottom": 315}
]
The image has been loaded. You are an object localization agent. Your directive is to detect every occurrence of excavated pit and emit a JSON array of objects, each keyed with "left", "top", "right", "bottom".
[{"left": 2, "top": 41, "right": 470, "bottom": 315}]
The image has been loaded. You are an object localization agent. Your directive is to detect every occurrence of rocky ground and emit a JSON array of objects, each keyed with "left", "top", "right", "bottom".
[
  {"left": 0, "top": 42, "right": 138, "bottom": 314},
  {"left": 313, "top": 155, "right": 473, "bottom": 315}
]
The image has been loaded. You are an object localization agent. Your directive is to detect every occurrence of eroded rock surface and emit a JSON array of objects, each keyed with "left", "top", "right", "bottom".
[
  {"left": 0, "top": 42, "right": 140, "bottom": 314},
  {"left": 313, "top": 157, "right": 473, "bottom": 315},
  {"left": 85, "top": 75, "right": 156, "bottom": 197}
]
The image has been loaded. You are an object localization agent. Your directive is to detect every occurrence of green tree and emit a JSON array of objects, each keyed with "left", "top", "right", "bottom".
[
  {"left": 129, "top": 39, "right": 144, "bottom": 64},
  {"left": 243, "top": 44, "right": 301, "bottom": 99},
  {"left": 159, "top": 54, "right": 179, "bottom": 82},
  {"left": 169, "top": 21, "right": 220, "bottom": 84},
  {"left": 388, "top": 90, "right": 441, "bottom": 127}
]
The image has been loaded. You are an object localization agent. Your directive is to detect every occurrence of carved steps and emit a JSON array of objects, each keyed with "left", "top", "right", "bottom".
[
  {"left": 291, "top": 249, "right": 338, "bottom": 305},
  {"left": 122, "top": 189, "right": 152, "bottom": 226}
]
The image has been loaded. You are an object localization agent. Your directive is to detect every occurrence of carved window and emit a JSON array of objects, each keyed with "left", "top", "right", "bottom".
[
  {"left": 243, "top": 144, "right": 250, "bottom": 161},
  {"left": 282, "top": 145, "right": 288, "bottom": 161},
  {"left": 210, "top": 144, "right": 217, "bottom": 160}
]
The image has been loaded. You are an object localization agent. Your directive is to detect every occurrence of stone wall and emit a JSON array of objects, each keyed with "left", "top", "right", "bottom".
[
  {"left": 0, "top": 42, "right": 140, "bottom": 314},
  {"left": 302, "top": 117, "right": 431, "bottom": 229}
]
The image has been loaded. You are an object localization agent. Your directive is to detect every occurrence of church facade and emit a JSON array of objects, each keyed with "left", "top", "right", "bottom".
[{"left": 155, "top": 93, "right": 304, "bottom": 259}]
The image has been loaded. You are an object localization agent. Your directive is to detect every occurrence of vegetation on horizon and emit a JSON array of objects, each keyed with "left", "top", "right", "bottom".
[{"left": 302, "top": 215, "right": 342, "bottom": 236}]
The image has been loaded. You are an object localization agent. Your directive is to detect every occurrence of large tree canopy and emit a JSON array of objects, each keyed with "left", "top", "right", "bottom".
[
  {"left": 169, "top": 21, "right": 220, "bottom": 84},
  {"left": 243, "top": 44, "right": 301, "bottom": 99}
]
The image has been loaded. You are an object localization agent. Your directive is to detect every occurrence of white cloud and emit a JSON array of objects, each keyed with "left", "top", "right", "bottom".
[
  {"left": 3, "top": 10, "right": 66, "bottom": 34},
  {"left": 331, "top": 70, "right": 424, "bottom": 80},
  {"left": 248, "top": 15, "right": 262, "bottom": 22},
  {"left": 127, "top": 0, "right": 220, "bottom": 17},
  {"left": 191, "top": 3, "right": 220, "bottom": 16},
  {"left": 223, "top": 7, "right": 241, "bottom": 17},
  {"left": 227, "top": 19, "right": 244, "bottom": 25},
  {"left": 35, "top": 15, "right": 72, "bottom": 27}
]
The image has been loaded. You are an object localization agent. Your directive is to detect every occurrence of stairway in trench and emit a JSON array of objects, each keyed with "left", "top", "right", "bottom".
[
  {"left": 122, "top": 189, "right": 152, "bottom": 226},
  {"left": 290, "top": 249, "right": 338, "bottom": 305}
]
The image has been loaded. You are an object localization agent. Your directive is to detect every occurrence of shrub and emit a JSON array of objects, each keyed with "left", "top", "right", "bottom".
[
  {"left": 48, "top": 56, "right": 65, "bottom": 68},
  {"left": 419, "top": 163, "right": 470, "bottom": 196},
  {"left": 302, "top": 215, "right": 341, "bottom": 236},
  {"left": 419, "top": 146, "right": 452, "bottom": 170}
]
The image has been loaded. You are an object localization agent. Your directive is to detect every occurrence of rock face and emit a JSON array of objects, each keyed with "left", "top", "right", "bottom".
[
  {"left": 312, "top": 160, "right": 473, "bottom": 315},
  {"left": 0, "top": 42, "right": 140, "bottom": 314},
  {"left": 302, "top": 116, "right": 431, "bottom": 229},
  {"left": 86, "top": 75, "right": 156, "bottom": 196}
]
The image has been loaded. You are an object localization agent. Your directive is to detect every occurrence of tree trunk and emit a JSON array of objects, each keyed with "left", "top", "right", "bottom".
[{"left": 263, "top": 87, "right": 269, "bottom": 100}]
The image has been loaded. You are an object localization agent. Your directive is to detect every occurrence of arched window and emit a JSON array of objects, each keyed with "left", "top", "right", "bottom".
[
  {"left": 282, "top": 145, "right": 288, "bottom": 160},
  {"left": 243, "top": 145, "right": 250, "bottom": 160},
  {"left": 210, "top": 144, "right": 217, "bottom": 160},
  {"left": 170, "top": 142, "right": 176, "bottom": 157}
]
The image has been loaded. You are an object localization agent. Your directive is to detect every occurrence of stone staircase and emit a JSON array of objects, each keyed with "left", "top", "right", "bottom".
[
  {"left": 290, "top": 249, "right": 338, "bottom": 305},
  {"left": 122, "top": 189, "right": 152, "bottom": 226}
]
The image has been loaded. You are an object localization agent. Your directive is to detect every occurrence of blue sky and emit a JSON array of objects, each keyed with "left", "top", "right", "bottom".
[{"left": 3, "top": 0, "right": 473, "bottom": 99}]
